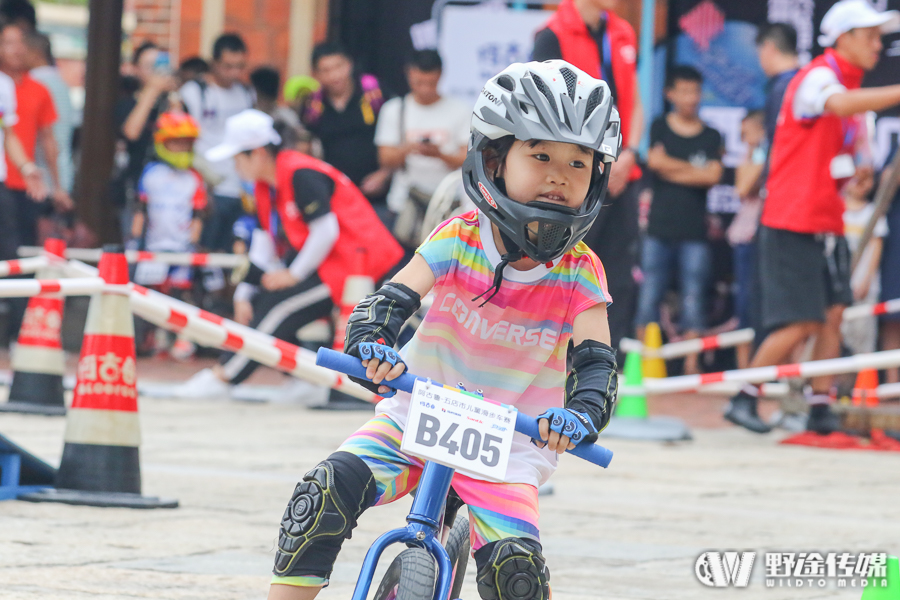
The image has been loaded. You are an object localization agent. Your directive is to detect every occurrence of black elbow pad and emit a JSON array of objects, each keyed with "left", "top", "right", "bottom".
[
  {"left": 565, "top": 340, "right": 618, "bottom": 433},
  {"left": 343, "top": 282, "right": 421, "bottom": 355}
]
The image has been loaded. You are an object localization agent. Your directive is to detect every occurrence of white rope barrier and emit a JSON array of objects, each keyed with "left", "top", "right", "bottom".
[
  {"left": 623, "top": 298, "right": 900, "bottom": 360},
  {"left": 621, "top": 328, "right": 755, "bottom": 359},
  {"left": 66, "top": 257, "right": 374, "bottom": 401},
  {"left": 640, "top": 349, "right": 900, "bottom": 395},
  {"left": 0, "top": 256, "right": 48, "bottom": 277},
  {"left": 0, "top": 277, "right": 106, "bottom": 298},
  {"left": 843, "top": 298, "right": 900, "bottom": 321},
  {"left": 128, "top": 290, "right": 375, "bottom": 402},
  {"left": 620, "top": 381, "right": 900, "bottom": 399},
  {"left": 19, "top": 246, "right": 248, "bottom": 269}
]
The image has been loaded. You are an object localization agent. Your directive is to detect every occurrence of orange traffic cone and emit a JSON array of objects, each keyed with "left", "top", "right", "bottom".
[
  {"left": 0, "top": 238, "right": 68, "bottom": 415},
  {"left": 852, "top": 369, "right": 880, "bottom": 408},
  {"left": 20, "top": 245, "right": 177, "bottom": 508}
]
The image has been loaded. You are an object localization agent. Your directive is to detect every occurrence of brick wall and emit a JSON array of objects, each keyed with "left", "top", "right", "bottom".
[
  {"left": 175, "top": 0, "right": 293, "bottom": 72},
  {"left": 131, "top": 0, "right": 178, "bottom": 52},
  {"left": 222, "top": 0, "right": 291, "bottom": 73}
]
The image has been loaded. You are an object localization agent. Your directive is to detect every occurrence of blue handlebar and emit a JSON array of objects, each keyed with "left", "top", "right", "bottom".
[{"left": 316, "top": 348, "right": 613, "bottom": 468}]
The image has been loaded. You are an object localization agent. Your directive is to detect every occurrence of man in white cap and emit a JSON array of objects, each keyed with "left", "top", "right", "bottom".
[
  {"left": 725, "top": 0, "right": 900, "bottom": 435},
  {"left": 175, "top": 110, "right": 403, "bottom": 399}
]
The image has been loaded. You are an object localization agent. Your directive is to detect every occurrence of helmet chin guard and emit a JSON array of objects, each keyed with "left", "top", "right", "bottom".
[{"left": 463, "top": 131, "right": 611, "bottom": 264}]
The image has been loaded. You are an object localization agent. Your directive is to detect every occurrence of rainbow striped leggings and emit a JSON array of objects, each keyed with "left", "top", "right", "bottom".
[{"left": 272, "top": 414, "right": 540, "bottom": 588}]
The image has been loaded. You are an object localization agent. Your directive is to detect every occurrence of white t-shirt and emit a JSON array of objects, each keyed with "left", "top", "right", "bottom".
[
  {"left": 374, "top": 94, "right": 470, "bottom": 213},
  {"left": 138, "top": 162, "right": 206, "bottom": 252},
  {"left": 0, "top": 71, "right": 19, "bottom": 182},
  {"left": 792, "top": 66, "right": 847, "bottom": 120},
  {"left": 180, "top": 79, "right": 254, "bottom": 198}
]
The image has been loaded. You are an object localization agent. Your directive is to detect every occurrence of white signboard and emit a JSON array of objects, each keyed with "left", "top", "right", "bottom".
[
  {"left": 438, "top": 4, "right": 553, "bottom": 108},
  {"left": 402, "top": 379, "right": 516, "bottom": 482}
]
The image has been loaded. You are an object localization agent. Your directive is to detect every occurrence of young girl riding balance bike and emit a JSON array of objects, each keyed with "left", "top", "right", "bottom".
[{"left": 268, "top": 60, "right": 622, "bottom": 600}]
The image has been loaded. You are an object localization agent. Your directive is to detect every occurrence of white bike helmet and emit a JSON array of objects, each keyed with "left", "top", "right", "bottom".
[{"left": 463, "top": 60, "right": 621, "bottom": 267}]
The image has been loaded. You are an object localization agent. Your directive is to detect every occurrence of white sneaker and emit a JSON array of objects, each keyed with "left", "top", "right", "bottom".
[
  {"left": 173, "top": 368, "right": 231, "bottom": 400},
  {"left": 170, "top": 337, "right": 196, "bottom": 361},
  {"left": 279, "top": 377, "right": 329, "bottom": 407}
]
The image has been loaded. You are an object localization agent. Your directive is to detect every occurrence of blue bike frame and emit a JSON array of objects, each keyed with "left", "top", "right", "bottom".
[{"left": 315, "top": 348, "right": 613, "bottom": 600}]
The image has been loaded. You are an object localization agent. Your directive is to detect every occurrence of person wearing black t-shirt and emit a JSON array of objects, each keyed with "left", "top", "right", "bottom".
[
  {"left": 113, "top": 41, "right": 178, "bottom": 241},
  {"left": 635, "top": 66, "right": 723, "bottom": 374},
  {"left": 301, "top": 42, "right": 393, "bottom": 223}
]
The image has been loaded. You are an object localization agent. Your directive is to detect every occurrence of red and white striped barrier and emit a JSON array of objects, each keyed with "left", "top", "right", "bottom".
[
  {"left": 18, "top": 246, "right": 248, "bottom": 269},
  {"left": 620, "top": 380, "right": 900, "bottom": 399},
  {"left": 623, "top": 299, "right": 900, "bottom": 359},
  {"left": 127, "top": 287, "right": 376, "bottom": 402},
  {"left": 621, "top": 328, "right": 755, "bottom": 360},
  {"left": 0, "top": 256, "right": 48, "bottom": 277},
  {"left": 0, "top": 277, "right": 106, "bottom": 298},
  {"left": 843, "top": 298, "right": 900, "bottom": 321},
  {"left": 641, "top": 349, "right": 900, "bottom": 395}
]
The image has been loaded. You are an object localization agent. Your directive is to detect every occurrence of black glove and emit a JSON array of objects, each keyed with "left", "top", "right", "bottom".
[{"left": 343, "top": 282, "right": 421, "bottom": 396}]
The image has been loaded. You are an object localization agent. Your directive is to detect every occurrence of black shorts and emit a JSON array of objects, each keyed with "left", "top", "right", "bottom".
[{"left": 757, "top": 225, "right": 853, "bottom": 331}]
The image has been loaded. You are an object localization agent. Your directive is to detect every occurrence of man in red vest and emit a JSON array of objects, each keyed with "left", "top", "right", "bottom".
[
  {"left": 725, "top": 0, "right": 900, "bottom": 435},
  {"left": 533, "top": 0, "right": 643, "bottom": 355},
  {"left": 176, "top": 109, "right": 404, "bottom": 398}
]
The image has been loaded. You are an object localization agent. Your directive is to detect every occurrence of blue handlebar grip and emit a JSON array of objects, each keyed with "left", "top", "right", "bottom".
[
  {"left": 513, "top": 412, "right": 613, "bottom": 468},
  {"left": 316, "top": 347, "right": 422, "bottom": 393},
  {"left": 315, "top": 348, "right": 613, "bottom": 468}
]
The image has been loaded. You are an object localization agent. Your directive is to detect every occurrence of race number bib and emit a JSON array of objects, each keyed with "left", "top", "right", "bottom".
[{"left": 402, "top": 379, "right": 516, "bottom": 482}]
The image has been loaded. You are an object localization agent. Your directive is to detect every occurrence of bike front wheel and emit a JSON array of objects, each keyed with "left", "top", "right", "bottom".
[
  {"left": 443, "top": 515, "right": 470, "bottom": 600},
  {"left": 372, "top": 547, "right": 437, "bottom": 600}
]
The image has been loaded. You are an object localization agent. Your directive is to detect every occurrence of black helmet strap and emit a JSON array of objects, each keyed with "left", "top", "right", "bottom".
[{"left": 472, "top": 229, "right": 524, "bottom": 307}]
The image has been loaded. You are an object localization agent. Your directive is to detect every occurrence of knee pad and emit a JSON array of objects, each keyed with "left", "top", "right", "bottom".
[
  {"left": 475, "top": 538, "right": 550, "bottom": 600},
  {"left": 273, "top": 452, "right": 375, "bottom": 576}
]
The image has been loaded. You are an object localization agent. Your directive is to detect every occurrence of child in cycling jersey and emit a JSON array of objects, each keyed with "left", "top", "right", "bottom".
[{"left": 267, "top": 60, "right": 621, "bottom": 600}]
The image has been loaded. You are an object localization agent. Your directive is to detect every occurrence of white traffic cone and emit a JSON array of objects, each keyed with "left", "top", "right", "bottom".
[{"left": 20, "top": 245, "right": 177, "bottom": 508}]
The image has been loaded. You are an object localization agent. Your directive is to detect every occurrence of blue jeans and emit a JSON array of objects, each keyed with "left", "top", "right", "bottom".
[
  {"left": 732, "top": 242, "right": 756, "bottom": 329},
  {"left": 635, "top": 236, "right": 710, "bottom": 332}
]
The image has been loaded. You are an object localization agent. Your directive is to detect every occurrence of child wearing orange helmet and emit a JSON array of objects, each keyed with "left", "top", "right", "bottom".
[{"left": 131, "top": 111, "right": 208, "bottom": 357}]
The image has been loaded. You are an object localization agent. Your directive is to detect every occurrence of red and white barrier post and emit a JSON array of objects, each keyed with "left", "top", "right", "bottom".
[
  {"left": 842, "top": 298, "right": 900, "bottom": 321},
  {"left": 621, "top": 328, "right": 755, "bottom": 360},
  {"left": 127, "top": 285, "right": 376, "bottom": 403},
  {"left": 0, "top": 278, "right": 106, "bottom": 298},
  {"left": 1, "top": 239, "right": 69, "bottom": 415},
  {"left": 0, "top": 256, "right": 48, "bottom": 278},
  {"left": 18, "top": 246, "right": 248, "bottom": 269},
  {"left": 642, "top": 349, "right": 900, "bottom": 395}
]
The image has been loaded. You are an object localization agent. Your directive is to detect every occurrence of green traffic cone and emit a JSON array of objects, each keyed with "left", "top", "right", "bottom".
[
  {"left": 616, "top": 351, "right": 647, "bottom": 418},
  {"left": 861, "top": 555, "right": 900, "bottom": 600}
]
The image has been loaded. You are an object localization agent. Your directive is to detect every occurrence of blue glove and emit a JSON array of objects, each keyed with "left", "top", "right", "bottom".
[
  {"left": 351, "top": 342, "right": 406, "bottom": 398},
  {"left": 536, "top": 407, "right": 598, "bottom": 445}
]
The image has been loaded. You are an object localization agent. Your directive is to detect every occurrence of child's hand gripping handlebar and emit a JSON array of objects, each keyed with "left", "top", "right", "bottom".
[{"left": 315, "top": 348, "right": 613, "bottom": 468}]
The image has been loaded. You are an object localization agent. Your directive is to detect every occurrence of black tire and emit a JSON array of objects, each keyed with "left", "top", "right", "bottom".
[
  {"left": 373, "top": 547, "right": 437, "bottom": 600},
  {"left": 443, "top": 515, "right": 470, "bottom": 600}
]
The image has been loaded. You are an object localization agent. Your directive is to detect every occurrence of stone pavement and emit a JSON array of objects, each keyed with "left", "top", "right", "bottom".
[{"left": 0, "top": 358, "right": 898, "bottom": 600}]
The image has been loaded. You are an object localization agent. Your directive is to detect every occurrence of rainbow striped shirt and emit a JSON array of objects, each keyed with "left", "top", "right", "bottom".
[{"left": 378, "top": 210, "right": 610, "bottom": 486}]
